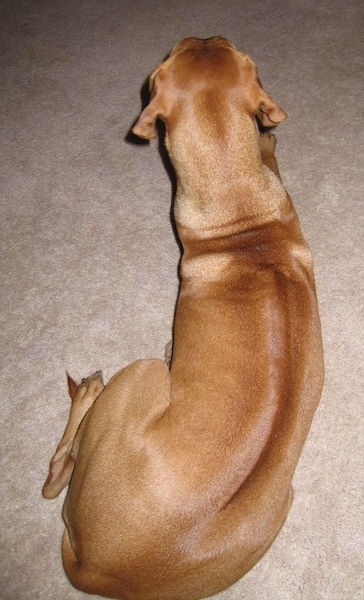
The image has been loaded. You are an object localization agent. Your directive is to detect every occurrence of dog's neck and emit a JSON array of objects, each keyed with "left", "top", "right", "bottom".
[{"left": 167, "top": 113, "right": 287, "bottom": 240}]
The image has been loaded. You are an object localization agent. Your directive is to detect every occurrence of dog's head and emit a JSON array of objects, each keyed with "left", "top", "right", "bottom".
[{"left": 132, "top": 36, "right": 287, "bottom": 140}]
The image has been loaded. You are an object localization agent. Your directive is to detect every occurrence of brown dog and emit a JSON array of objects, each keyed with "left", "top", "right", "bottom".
[{"left": 43, "top": 37, "right": 324, "bottom": 600}]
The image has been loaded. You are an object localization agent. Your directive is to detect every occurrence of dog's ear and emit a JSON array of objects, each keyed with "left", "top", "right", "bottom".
[
  {"left": 132, "top": 65, "right": 170, "bottom": 139},
  {"left": 239, "top": 55, "right": 287, "bottom": 127},
  {"left": 256, "top": 84, "right": 287, "bottom": 127},
  {"left": 132, "top": 100, "right": 159, "bottom": 140}
]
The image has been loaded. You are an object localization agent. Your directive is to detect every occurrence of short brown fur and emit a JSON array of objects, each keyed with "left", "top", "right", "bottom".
[{"left": 43, "top": 37, "right": 324, "bottom": 600}]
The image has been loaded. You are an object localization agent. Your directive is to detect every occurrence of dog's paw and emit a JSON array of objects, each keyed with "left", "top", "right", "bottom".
[
  {"left": 70, "top": 371, "right": 105, "bottom": 404},
  {"left": 259, "top": 132, "right": 277, "bottom": 156}
]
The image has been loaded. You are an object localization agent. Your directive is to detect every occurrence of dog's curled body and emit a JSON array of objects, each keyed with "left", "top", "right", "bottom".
[{"left": 43, "top": 37, "right": 324, "bottom": 600}]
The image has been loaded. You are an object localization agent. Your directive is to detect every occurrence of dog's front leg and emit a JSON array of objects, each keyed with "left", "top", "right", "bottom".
[
  {"left": 259, "top": 132, "right": 282, "bottom": 181},
  {"left": 164, "top": 339, "right": 173, "bottom": 366}
]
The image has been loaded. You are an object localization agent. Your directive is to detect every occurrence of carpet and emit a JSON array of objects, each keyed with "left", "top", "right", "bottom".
[{"left": 1, "top": 0, "right": 363, "bottom": 598}]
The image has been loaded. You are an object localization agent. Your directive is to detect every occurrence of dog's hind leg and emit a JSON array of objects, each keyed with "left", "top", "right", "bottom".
[{"left": 42, "top": 371, "right": 104, "bottom": 499}]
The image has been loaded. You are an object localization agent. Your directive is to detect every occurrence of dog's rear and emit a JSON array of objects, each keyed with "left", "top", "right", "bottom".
[{"left": 43, "top": 37, "right": 324, "bottom": 600}]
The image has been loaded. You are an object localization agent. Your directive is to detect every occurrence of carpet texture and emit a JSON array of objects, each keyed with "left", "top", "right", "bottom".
[{"left": 1, "top": 0, "right": 363, "bottom": 599}]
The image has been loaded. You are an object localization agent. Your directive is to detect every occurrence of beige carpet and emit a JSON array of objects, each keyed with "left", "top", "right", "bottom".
[{"left": 1, "top": 0, "right": 363, "bottom": 598}]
